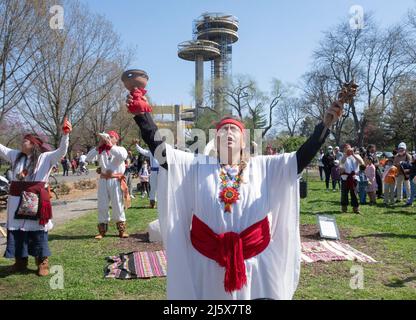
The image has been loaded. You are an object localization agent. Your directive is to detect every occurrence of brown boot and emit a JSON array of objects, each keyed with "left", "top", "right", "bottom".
[
  {"left": 353, "top": 207, "right": 361, "bottom": 214},
  {"left": 9, "top": 257, "right": 28, "bottom": 273},
  {"left": 36, "top": 257, "right": 49, "bottom": 276},
  {"left": 95, "top": 223, "right": 108, "bottom": 240},
  {"left": 150, "top": 200, "right": 156, "bottom": 209},
  {"left": 341, "top": 206, "right": 348, "bottom": 213},
  {"left": 116, "top": 221, "right": 129, "bottom": 238}
]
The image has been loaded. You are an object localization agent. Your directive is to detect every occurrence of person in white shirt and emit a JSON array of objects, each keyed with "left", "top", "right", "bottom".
[
  {"left": 134, "top": 139, "right": 159, "bottom": 208},
  {"left": 340, "top": 144, "right": 364, "bottom": 213},
  {"left": 85, "top": 131, "right": 130, "bottom": 239},
  {"left": 1, "top": 119, "right": 72, "bottom": 276}
]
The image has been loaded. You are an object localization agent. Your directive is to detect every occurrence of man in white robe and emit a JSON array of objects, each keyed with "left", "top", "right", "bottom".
[
  {"left": 128, "top": 91, "right": 342, "bottom": 299},
  {"left": 85, "top": 131, "right": 129, "bottom": 239}
]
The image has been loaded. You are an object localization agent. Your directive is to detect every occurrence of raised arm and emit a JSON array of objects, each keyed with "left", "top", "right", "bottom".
[
  {"left": 45, "top": 134, "right": 69, "bottom": 166},
  {"left": 296, "top": 101, "right": 343, "bottom": 174},
  {"left": 135, "top": 143, "right": 152, "bottom": 158},
  {"left": 85, "top": 148, "right": 98, "bottom": 163},
  {"left": 109, "top": 146, "right": 128, "bottom": 163},
  {"left": 0, "top": 143, "right": 19, "bottom": 164},
  {"left": 133, "top": 113, "right": 167, "bottom": 170},
  {"left": 296, "top": 123, "right": 329, "bottom": 174},
  {"left": 45, "top": 118, "right": 72, "bottom": 166}
]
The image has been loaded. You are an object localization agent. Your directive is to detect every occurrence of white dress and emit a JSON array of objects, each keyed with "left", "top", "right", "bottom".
[
  {"left": 157, "top": 144, "right": 301, "bottom": 300},
  {"left": 0, "top": 135, "right": 69, "bottom": 231}
]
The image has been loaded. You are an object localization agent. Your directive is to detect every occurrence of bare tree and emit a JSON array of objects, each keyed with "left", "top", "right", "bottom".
[
  {"left": 220, "top": 76, "right": 283, "bottom": 137},
  {"left": 0, "top": 0, "right": 47, "bottom": 123},
  {"left": 275, "top": 97, "right": 304, "bottom": 137},
  {"left": 18, "top": 0, "right": 132, "bottom": 147}
]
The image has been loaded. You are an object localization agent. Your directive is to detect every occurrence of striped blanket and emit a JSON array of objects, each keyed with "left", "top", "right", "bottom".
[
  {"left": 105, "top": 250, "right": 167, "bottom": 279},
  {"left": 104, "top": 241, "right": 376, "bottom": 279},
  {"left": 301, "top": 240, "right": 377, "bottom": 263}
]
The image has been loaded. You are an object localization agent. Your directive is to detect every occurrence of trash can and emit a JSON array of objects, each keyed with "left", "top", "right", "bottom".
[{"left": 300, "top": 169, "right": 308, "bottom": 199}]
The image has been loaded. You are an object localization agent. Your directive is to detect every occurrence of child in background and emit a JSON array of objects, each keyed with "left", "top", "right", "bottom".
[
  {"left": 139, "top": 160, "right": 150, "bottom": 198},
  {"left": 365, "top": 156, "right": 378, "bottom": 205},
  {"left": 383, "top": 160, "right": 398, "bottom": 206},
  {"left": 358, "top": 164, "right": 369, "bottom": 205},
  {"left": 331, "top": 160, "right": 341, "bottom": 191}
]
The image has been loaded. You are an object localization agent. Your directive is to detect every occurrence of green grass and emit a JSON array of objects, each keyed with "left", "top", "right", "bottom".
[
  {"left": 0, "top": 197, "right": 165, "bottom": 300},
  {"left": 0, "top": 178, "right": 415, "bottom": 300}
]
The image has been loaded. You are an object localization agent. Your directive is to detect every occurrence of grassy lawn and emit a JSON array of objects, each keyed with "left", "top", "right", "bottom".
[{"left": 0, "top": 178, "right": 415, "bottom": 300}]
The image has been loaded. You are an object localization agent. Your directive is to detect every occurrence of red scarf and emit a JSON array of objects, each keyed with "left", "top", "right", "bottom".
[
  {"left": 98, "top": 144, "right": 112, "bottom": 155},
  {"left": 190, "top": 215, "right": 270, "bottom": 293},
  {"left": 9, "top": 181, "right": 52, "bottom": 225}
]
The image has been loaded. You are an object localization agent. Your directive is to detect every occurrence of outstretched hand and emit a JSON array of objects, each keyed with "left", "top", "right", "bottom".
[
  {"left": 323, "top": 101, "right": 343, "bottom": 128},
  {"left": 125, "top": 87, "right": 152, "bottom": 115},
  {"left": 62, "top": 116, "right": 72, "bottom": 135}
]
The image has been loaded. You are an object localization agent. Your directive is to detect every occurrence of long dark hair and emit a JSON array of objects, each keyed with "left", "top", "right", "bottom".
[{"left": 14, "top": 144, "right": 42, "bottom": 179}]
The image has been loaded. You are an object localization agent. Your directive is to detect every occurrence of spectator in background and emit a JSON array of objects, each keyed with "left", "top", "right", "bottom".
[
  {"left": 340, "top": 144, "right": 364, "bottom": 213},
  {"left": 334, "top": 146, "right": 343, "bottom": 161},
  {"left": 383, "top": 160, "right": 398, "bottom": 206},
  {"left": 322, "top": 146, "right": 335, "bottom": 191},
  {"left": 365, "top": 156, "right": 377, "bottom": 205},
  {"left": 124, "top": 157, "right": 135, "bottom": 199},
  {"left": 139, "top": 160, "right": 150, "bottom": 198},
  {"left": 405, "top": 154, "right": 416, "bottom": 207},
  {"left": 367, "top": 144, "right": 383, "bottom": 199},
  {"left": 358, "top": 164, "right": 369, "bottom": 205},
  {"left": 71, "top": 158, "right": 77, "bottom": 175},
  {"left": 331, "top": 160, "right": 341, "bottom": 191},
  {"left": 79, "top": 152, "right": 87, "bottom": 173},
  {"left": 61, "top": 156, "right": 70, "bottom": 176},
  {"left": 394, "top": 142, "right": 412, "bottom": 202},
  {"left": 318, "top": 149, "right": 324, "bottom": 181}
]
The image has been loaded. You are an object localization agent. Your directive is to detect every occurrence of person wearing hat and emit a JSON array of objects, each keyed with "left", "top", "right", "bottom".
[
  {"left": 393, "top": 142, "right": 412, "bottom": 202},
  {"left": 127, "top": 87, "right": 343, "bottom": 299},
  {"left": 0, "top": 118, "right": 72, "bottom": 276},
  {"left": 85, "top": 130, "right": 130, "bottom": 239}
]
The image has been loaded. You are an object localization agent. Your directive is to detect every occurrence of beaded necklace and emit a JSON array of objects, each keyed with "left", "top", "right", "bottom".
[{"left": 218, "top": 165, "right": 242, "bottom": 213}]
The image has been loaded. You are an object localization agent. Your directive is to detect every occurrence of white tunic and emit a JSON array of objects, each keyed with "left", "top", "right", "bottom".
[
  {"left": 85, "top": 145, "right": 127, "bottom": 175},
  {"left": 0, "top": 135, "right": 69, "bottom": 231},
  {"left": 341, "top": 156, "right": 361, "bottom": 181},
  {"left": 157, "top": 144, "right": 300, "bottom": 300}
]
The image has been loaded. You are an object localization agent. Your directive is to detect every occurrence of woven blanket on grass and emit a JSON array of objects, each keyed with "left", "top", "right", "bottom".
[
  {"left": 104, "top": 242, "right": 376, "bottom": 279},
  {"left": 301, "top": 240, "right": 377, "bottom": 263},
  {"left": 105, "top": 250, "right": 167, "bottom": 279}
]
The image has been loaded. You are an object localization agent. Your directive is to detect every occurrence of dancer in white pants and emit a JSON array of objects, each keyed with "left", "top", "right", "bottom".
[
  {"left": 135, "top": 141, "right": 159, "bottom": 208},
  {"left": 86, "top": 131, "right": 130, "bottom": 239}
]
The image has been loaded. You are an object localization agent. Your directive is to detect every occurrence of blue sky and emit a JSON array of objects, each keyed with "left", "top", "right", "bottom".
[{"left": 81, "top": 0, "right": 416, "bottom": 105}]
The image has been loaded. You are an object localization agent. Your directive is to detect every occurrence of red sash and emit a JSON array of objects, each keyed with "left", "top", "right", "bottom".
[
  {"left": 190, "top": 215, "right": 270, "bottom": 293},
  {"left": 346, "top": 171, "right": 357, "bottom": 191},
  {"left": 9, "top": 181, "right": 52, "bottom": 225}
]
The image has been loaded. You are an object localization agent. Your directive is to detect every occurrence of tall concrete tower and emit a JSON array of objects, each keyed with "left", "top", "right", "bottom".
[
  {"left": 178, "top": 40, "right": 220, "bottom": 119},
  {"left": 178, "top": 13, "right": 239, "bottom": 119}
]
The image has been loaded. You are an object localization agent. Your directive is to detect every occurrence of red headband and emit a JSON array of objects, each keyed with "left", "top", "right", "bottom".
[
  {"left": 24, "top": 134, "right": 49, "bottom": 152},
  {"left": 107, "top": 130, "right": 120, "bottom": 141},
  {"left": 216, "top": 118, "right": 245, "bottom": 132}
]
